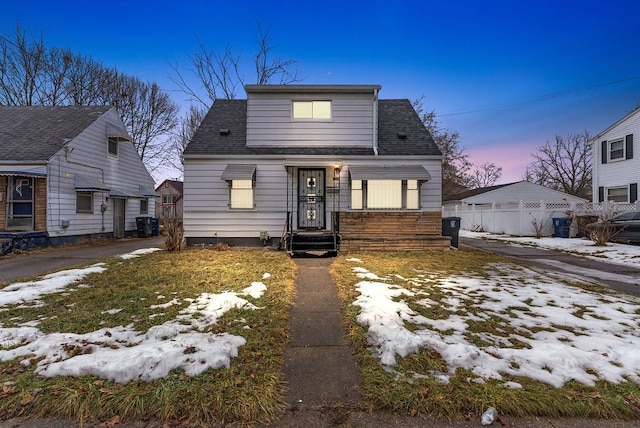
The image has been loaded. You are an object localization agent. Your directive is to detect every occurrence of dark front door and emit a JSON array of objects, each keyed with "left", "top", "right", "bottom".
[
  {"left": 298, "top": 169, "right": 325, "bottom": 229},
  {"left": 113, "top": 198, "right": 125, "bottom": 239}
]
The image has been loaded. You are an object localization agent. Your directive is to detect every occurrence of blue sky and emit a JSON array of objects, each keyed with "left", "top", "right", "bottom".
[{"left": 3, "top": 0, "right": 640, "bottom": 183}]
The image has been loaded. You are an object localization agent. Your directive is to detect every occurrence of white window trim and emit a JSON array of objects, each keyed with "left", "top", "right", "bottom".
[
  {"left": 140, "top": 198, "right": 149, "bottom": 214},
  {"left": 608, "top": 138, "right": 625, "bottom": 162},
  {"left": 606, "top": 185, "right": 628, "bottom": 203}
]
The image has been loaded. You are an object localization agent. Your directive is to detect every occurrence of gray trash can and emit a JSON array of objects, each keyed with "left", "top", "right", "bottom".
[
  {"left": 442, "top": 216, "right": 461, "bottom": 248},
  {"left": 136, "top": 217, "right": 152, "bottom": 238}
]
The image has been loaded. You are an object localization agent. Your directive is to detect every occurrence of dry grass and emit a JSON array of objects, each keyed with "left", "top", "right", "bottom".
[
  {"left": 331, "top": 249, "right": 640, "bottom": 421},
  {"left": 0, "top": 248, "right": 297, "bottom": 426}
]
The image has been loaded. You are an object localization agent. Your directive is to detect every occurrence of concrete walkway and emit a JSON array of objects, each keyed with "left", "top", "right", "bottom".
[{"left": 282, "top": 257, "right": 360, "bottom": 407}]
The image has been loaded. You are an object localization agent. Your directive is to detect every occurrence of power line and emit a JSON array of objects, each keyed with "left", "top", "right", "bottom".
[{"left": 437, "top": 77, "right": 638, "bottom": 117}]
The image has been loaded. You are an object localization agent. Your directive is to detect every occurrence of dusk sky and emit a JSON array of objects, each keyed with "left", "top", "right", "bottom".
[{"left": 3, "top": 0, "right": 640, "bottom": 184}]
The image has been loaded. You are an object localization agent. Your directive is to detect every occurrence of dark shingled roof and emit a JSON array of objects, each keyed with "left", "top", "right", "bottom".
[
  {"left": 444, "top": 182, "right": 518, "bottom": 202},
  {"left": 184, "top": 99, "right": 441, "bottom": 157},
  {"left": 0, "top": 105, "right": 112, "bottom": 161}
]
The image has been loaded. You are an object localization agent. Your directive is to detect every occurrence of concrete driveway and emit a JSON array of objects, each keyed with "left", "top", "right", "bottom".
[
  {"left": 460, "top": 236, "right": 640, "bottom": 296},
  {"left": 0, "top": 236, "right": 165, "bottom": 284}
]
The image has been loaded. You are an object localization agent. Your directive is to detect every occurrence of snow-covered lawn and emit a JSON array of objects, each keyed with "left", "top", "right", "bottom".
[
  {"left": 345, "top": 256, "right": 640, "bottom": 388},
  {"left": 0, "top": 247, "right": 271, "bottom": 384}
]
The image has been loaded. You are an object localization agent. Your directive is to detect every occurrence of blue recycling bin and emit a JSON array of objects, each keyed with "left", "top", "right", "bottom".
[
  {"left": 552, "top": 218, "right": 572, "bottom": 238},
  {"left": 150, "top": 218, "right": 159, "bottom": 236}
]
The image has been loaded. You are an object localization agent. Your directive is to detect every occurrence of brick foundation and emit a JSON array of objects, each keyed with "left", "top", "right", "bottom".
[{"left": 339, "top": 211, "right": 450, "bottom": 251}]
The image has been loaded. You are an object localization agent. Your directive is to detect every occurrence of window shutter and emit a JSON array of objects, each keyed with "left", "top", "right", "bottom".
[
  {"left": 598, "top": 186, "right": 604, "bottom": 202},
  {"left": 631, "top": 183, "right": 638, "bottom": 203},
  {"left": 601, "top": 140, "right": 607, "bottom": 163},
  {"left": 626, "top": 134, "right": 634, "bottom": 160}
]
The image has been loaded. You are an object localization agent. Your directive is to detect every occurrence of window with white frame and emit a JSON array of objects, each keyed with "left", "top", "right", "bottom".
[
  {"left": 76, "top": 191, "right": 93, "bottom": 213},
  {"left": 606, "top": 186, "right": 628, "bottom": 203},
  {"left": 230, "top": 179, "right": 254, "bottom": 209},
  {"left": 292, "top": 100, "right": 331, "bottom": 120},
  {"left": 140, "top": 198, "right": 149, "bottom": 214},
  {"left": 162, "top": 194, "right": 176, "bottom": 217},
  {"left": 609, "top": 138, "right": 624, "bottom": 161},
  {"left": 351, "top": 179, "right": 420, "bottom": 210},
  {"left": 108, "top": 137, "right": 119, "bottom": 156}
]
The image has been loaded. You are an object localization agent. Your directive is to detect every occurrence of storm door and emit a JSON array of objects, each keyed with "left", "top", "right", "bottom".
[{"left": 297, "top": 169, "right": 325, "bottom": 229}]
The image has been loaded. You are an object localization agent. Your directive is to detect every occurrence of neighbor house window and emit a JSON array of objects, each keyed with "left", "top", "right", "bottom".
[
  {"left": 108, "top": 137, "right": 119, "bottom": 156},
  {"left": 351, "top": 179, "right": 420, "bottom": 210},
  {"left": 76, "top": 191, "right": 93, "bottom": 213},
  {"left": 292, "top": 100, "right": 331, "bottom": 120},
  {"left": 609, "top": 138, "right": 624, "bottom": 161},
  {"left": 230, "top": 179, "right": 254, "bottom": 209},
  {"left": 140, "top": 198, "right": 148, "bottom": 214},
  {"left": 607, "top": 186, "right": 628, "bottom": 203},
  {"left": 7, "top": 176, "right": 34, "bottom": 231}
]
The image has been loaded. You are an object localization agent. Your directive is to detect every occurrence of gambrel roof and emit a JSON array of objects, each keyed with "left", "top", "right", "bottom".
[
  {"left": 0, "top": 105, "right": 114, "bottom": 161},
  {"left": 184, "top": 99, "right": 441, "bottom": 157}
]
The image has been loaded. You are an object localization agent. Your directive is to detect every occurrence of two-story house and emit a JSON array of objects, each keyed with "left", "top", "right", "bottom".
[
  {"left": 183, "top": 84, "right": 449, "bottom": 254},
  {"left": 155, "top": 179, "right": 184, "bottom": 220},
  {"left": 0, "top": 106, "right": 156, "bottom": 254},
  {"left": 591, "top": 108, "right": 639, "bottom": 205}
]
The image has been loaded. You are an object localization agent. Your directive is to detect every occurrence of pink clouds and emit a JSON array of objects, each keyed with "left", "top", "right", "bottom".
[{"left": 467, "top": 142, "right": 539, "bottom": 184}]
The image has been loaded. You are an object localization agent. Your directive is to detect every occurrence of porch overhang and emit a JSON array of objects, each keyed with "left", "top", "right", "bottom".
[
  {"left": 349, "top": 165, "right": 431, "bottom": 181},
  {"left": 0, "top": 165, "right": 47, "bottom": 178},
  {"left": 221, "top": 164, "right": 256, "bottom": 181},
  {"left": 109, "top": 188, "right": 136, "bottom": 199},
  {"left": 74, "top": 175, "right": 110, "bottom": 192},
  {"left": 283, "top": 159, "right": 343, "bottom": 167}
]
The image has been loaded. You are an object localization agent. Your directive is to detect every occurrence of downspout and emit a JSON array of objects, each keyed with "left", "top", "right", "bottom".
[{"left": 372, "top": 88, "right": 379, "bottom": 156}]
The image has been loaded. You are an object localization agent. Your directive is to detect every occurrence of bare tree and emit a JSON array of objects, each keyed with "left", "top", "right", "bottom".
[
  {"left": 413, "top": 97, "right": 472, "bottom": 197},
  {"left": 525, "top": 132, "right": 592, "bottom": 199},
  {"left": 0, "top": 25, "right": 47, "bottom": 105},
  {"left": 167, "top": 105, "right": 206, "bottom": 172},
  {"left": 0, "top": 24, "right": 179, "bottom": 175},
  {"left": 468, "top": 162, "right": 503, "bottom": 188},
  {"left": 171, "top": 23, "right": 301, "bottom": 108}
]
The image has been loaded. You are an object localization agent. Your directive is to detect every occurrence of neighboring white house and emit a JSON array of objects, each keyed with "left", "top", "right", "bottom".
[
  {"left": 0, "top": 106, "right": 156, "bottom": 254},
  {"left": 590, "top": 108, "right": 639, "bottom": 205},
  {"left": 183, "top": 84, "right": 449, "bottom": 253},
  {"left": 442, "top": 181, "right": 588, "bottom": 236}
]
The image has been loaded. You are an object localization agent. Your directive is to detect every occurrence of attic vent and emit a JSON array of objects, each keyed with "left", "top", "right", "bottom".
[
  {"left": 219, "top": 129, "right": 230, "bottom": 136},
  {"left": 397, "top": 132, "right": 407, "bottom": 139}
]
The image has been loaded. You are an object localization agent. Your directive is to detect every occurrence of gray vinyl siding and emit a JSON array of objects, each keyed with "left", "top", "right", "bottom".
[
  {"left": 184, "top": 157, "right": 442, "bottom": 239},
  {"left": 46, "top": 108, "right": 155, "bottom": 238},
  {"left": 184, "top": 160, "right": 289, "bottom": 239},
  {"left": 246, "top": 93, "right": 374, "bottom": 147}
]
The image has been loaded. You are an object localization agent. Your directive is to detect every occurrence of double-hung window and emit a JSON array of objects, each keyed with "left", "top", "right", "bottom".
[
  {"left": 108, "top": 137, "right": 119, "bottom": 157},
  {"left": 221, "top": 164, "right": 256, "bottom": 210},
  {"left": 76, "top": 191, "right": 93, "bottom": 213},
  {"left": 606, "top": 186, "right": 628, "bottom": 203},
  {"left": 609, "top": 138, "right": 624, "bottom": 161},
  {"left": 230, "top": 180, "right": 254, "bottom": 209}
]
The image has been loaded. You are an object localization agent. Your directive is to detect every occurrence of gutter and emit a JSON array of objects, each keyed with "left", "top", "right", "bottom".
[{"left": 372, "top": 88, "right": 379, "bottom": 156}]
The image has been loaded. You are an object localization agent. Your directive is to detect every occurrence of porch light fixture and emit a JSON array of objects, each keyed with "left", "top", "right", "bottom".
[{"left": 333, "top": 165, "right": 342, "bottom": 181}]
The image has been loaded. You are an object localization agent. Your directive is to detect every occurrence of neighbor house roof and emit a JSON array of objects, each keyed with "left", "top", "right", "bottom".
[
  {"left": 155, "top": 179, "right": 184, "bottom": 193},
  {"left": 0, "top": 105, "right": 113, "bottom": 162},
  {"left": 183, "top": 99, "right": 441, "bottom": 157},
  {"left": 444, "top": 182, "right": 513, "bottom": 202}
]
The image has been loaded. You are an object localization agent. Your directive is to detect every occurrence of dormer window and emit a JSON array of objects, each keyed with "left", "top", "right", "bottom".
[{"left": 292, "top": 100, "right": 331, "bottom": 120}]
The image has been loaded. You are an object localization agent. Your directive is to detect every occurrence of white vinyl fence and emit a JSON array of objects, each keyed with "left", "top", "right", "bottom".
[{"left": 442, "top": 201, "right": 640, "bottom": 237}]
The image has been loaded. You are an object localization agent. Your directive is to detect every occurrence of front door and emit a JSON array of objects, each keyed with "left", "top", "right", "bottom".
[
  {"left": 113, "top": 198, "right": 125, "bottom": 239},
  {"left": 298, "top": 169, "right": 325, "bottom": 229}
]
